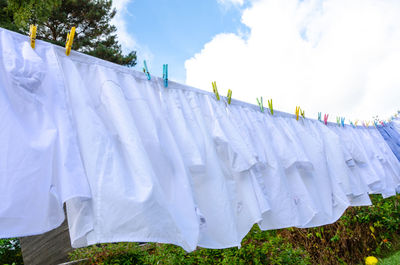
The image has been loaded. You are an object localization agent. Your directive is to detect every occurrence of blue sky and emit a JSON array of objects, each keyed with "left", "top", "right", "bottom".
[
  {"left": 115, "top": 0, "right": 249, "bottom": 83},
  {"left": 113, "top": 0, "right": 400, "bottom": 121}
]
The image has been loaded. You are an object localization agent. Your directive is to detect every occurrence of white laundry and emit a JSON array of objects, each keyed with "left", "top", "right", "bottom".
[
  {"left": 0, "top": 28, "right": 91, "bottom": 238},
  {"left": 1, "top": 27, "right": 400, "bottom": 252}
]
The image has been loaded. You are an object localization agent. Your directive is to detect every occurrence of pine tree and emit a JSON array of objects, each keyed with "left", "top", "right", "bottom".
[{"left": 2, "top": 0, "right": 136, "bottom": 67}]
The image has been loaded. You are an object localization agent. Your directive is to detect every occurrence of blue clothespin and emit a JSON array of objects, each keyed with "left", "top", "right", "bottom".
[
  {"left": 256, "top": 97, "right": 264, "bottom": 112},
  {"left": 163, "top": 64, "right": 168, "bottom": 87},
  {"left": 143, "top": 60, "right": 151, "bottom": 80},
  {"left": 374, "top": 120, "right": 378, "bottom": 127},
  {"left": 341, "top": 117, "right": 345, "bottom": 127},
  {"left": 318, "top": 112, "right": 322, "bottom": 122}
]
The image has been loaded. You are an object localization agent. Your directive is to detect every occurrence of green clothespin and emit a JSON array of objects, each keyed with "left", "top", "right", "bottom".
[{"left": 256, "top": 97, "right": 264, "bottom": 112}]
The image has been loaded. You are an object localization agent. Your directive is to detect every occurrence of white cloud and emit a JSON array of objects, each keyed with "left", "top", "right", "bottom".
[
  {"left": 186, "top": 0, "right": 400, "bottom": 121},
  {"left": 112, "top": 0, "right": 154, "bottom": 66},
  {"left": 217, "top": 0, "right": 244, "bottom": 6}
]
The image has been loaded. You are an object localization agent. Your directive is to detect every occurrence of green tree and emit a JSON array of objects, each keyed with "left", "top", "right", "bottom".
[{"left": 2, "top": 0, "right": 136, "bottom": 67}]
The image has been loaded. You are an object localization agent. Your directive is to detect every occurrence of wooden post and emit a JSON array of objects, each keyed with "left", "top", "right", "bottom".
[{"left": 19, "top": 207, "right": 73, "bottom": 265}]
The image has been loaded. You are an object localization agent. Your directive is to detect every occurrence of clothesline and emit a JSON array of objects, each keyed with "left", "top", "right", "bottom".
[{"left": 1, "top": 27, "right": 400, "bottom": 252}]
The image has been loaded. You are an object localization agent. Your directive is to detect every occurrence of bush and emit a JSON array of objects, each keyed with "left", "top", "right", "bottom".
[
  {"left": 280, "top": 194, "right": 400, "bottom": 264},
  {"left": 0, "top": 238, "right": 23, "bottom": 265},
  {"left": 69, "top": 229, "right": 310, "bottom": 265}
]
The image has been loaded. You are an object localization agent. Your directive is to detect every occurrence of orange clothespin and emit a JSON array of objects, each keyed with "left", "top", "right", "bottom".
[
  {"left": 65, "top": 26, "right": 76, "bottom": 56},
  {"left": 29, "top": 25, "right": 37, "bottom": 49},
  {"left": 295, "top": 106, "right": 300, "bottom": 121},
  {"left": 354, "top": 120, "right": 359, "bottom": 126}
]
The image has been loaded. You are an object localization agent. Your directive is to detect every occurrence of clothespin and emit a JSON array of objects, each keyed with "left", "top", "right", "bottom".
[
  {"left": 354, "top": 120, "right": 359, "bottom": 126},
  {"left": 227, "top": 89, "right": 232, "bottom": 105},
  {"left": 324, "top": 114, "right": 329, "bottom": 125},
  {"left": 212, "top": 81, "right": 220, "bottom": 101},
  {"left": 268, "top": 99, "right": 273, "bottom": 115},
  {"left": 300, "top": 109, "right": 305, "bottom": 118},
  {"left": 374, "top": 120, "right": 378, "bottom": 127},
  {"left": 143, "top": 60, "right": 151, "bottom": 80},
  {"left": 295, "top": 106, "right": 300, "bottom": 121},
  {"left": 256, "top": 97, "right": 264, "bottom": 112},
  {"left": 336, "top": 117, "right": 341, "bottom": 126},
  {"left": 341, "top": 117, "right": 345, "bottom": 127},
  {"left": 318, "top": 112, "right": 322, "bottom": 122},
  {"left": 65, "top": 26, "right": 76, "bottom": 56},
  {"left": 364, "top": 121, "right": 370, "bottom": 127},
  {"left": 29, "top": 25, "right": 37, "bottom": 49},
  {"left": 350, "top": 121, "right": 355, "bottom": 128},
  {"left": 163, "top": 64, "right": 168, "bottom": 87}
]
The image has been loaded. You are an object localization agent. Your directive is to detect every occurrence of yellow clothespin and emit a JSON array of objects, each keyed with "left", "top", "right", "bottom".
[
  {"left": 29, "top": 25, "right": 37, "bottom": 49},
  {"left": 295, "top": 106, "right": 300, "bottom": 121},
  {"left": 300, "top": 109, "right": 305, "bottom": 118},
  {"left": 212, "top": 81, "right": 220, "bottom": 101},
  {"left": 65, "top": 26, "right": 76, "bottom": 56},
  {"left": 365, "top": 121, "right": 370, "bottom": 127},
  {"left": 227, "top": 89, "right": 232, "bottom": 104},
  {"left": 354, "top": 120, "right": 359, "bottom": 126},
  {"left": 268, "top": 99, "right": 273, "bottom": 115}
]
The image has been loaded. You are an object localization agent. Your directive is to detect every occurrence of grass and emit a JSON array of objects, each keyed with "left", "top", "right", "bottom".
[{"left": 379, "top": 250, "right": 400, "bottom": 265}]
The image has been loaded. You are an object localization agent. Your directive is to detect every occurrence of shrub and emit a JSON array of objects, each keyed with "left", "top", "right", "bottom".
[
  {"left": 0, "top": 238, "right": 23, "bottom": 265},
  {"left": 69, "top": 228, "right": 310, "bottom": 265},
  {"left": 280, "top": 194, "right": 400, "bottom": 264}
]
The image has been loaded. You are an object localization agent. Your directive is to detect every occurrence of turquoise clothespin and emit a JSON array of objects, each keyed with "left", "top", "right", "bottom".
[
  {"left": 350, "top": 121, "right": 355, "bottom": 128},
  {"left": 318, "top": 112, "right": 322, "bottom": 122},
  {"left": 163, "top": 64, "right": 168, "bottom": 87},
  {"left": 341, "top": 117, "right": 345, "bottom": 127},
  {"left": 143, "top": 60, "right": 151, "bottom": 80},
  {"left": 256, "top": 97, "right": 264, "bottom": 112}
]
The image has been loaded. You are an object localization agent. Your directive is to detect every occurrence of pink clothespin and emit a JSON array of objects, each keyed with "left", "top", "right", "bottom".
[{"left": 324, "top": 114, "right": 329, "bottom": 125}]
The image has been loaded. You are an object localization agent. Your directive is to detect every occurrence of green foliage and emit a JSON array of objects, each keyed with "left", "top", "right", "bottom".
[
  {"left": 70, "top": 228, "right": 310, "bottom": 265},
  {"left": 379, "top": 250, "right": 400, "bottom": 265},
  {"left": 2, "top": 0, "right": 137, "bottom": 67},
  {"left": 0, "top": 0, "right": 20, "bottom": 32},
  {"left": 6, "top": 0, "right": 60, "bottom": 27},
  {"left": 0, "top": 238, "right": 23, "bottom": 265},
  {"left": 281, "top": 194, "right": 400, "bottom": 264}
]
